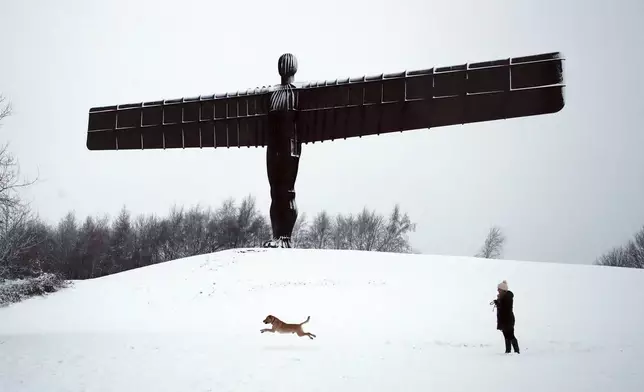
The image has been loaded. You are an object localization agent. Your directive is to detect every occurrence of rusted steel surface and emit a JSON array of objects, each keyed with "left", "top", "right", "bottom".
[{"left": 86, "top": 52, "right": 564, "bottom": 151}]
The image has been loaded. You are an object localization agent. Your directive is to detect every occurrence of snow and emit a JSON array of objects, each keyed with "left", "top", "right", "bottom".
[{"left": 1, "top": 248, "right": 643, "bottom": 392}]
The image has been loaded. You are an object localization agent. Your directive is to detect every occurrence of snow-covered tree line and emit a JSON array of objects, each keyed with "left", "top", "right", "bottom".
[
  {"left": 291, "top": 206, "right": 416, "bottom": 253},
  {"left": 2, "top": 199, "right": 416, "bottom": 282},
  {"left": 0, "top": 94, "right": 69, "bottom": 305},
  {"left": 595, "top": 225, "right": 644, "bottom": 269}
]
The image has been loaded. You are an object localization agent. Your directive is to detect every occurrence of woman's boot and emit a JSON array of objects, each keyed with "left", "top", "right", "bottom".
[{"left": 511, "top": 338, "right": 520, "bottom": 354}]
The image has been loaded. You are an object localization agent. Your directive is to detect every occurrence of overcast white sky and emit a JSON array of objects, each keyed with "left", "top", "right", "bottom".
[{"left": 1, "top": 0, "right": 643, "bottom": 264}]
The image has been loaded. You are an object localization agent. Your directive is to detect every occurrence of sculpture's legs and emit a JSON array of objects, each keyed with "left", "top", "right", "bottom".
[
  {"left": 264, "top": 145, "right": 300, "bottom": 248},
  {"left": 263, "top": 86, "right": 300, "bottom": 249}
]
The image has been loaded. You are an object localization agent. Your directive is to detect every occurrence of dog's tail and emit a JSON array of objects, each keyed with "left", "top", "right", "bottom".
[{"left": 300, "top": 316, "right": 311, "bottom": 325}]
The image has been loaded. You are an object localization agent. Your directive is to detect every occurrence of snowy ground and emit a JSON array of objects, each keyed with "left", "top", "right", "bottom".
[{"left": 1, "top": 248, "right": 643, "bottom": 392}]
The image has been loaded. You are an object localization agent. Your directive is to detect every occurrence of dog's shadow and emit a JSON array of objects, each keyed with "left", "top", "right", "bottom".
[{"left": 262, "top": 345, "right": 319, "bottom": 351}]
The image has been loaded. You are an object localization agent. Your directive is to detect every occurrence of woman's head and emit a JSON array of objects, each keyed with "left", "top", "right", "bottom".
[{"left": 497, "top": 280, "right": 508, "bottom": 293}]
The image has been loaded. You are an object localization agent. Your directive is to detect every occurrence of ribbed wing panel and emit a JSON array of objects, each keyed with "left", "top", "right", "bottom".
[{"left": 295, "top": 52, "right": 565, "bottom": 143}]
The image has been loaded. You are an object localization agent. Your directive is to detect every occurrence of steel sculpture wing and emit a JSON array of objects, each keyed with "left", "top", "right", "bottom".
[
  {"left": 295, "top": 52, "right": 564, "bottom": 144},
  {"left": 86, "top": 88, "right": 273, "bottom": 150},
  {"left": 85, "top": 52, "right": 564, "bottom": 151}
]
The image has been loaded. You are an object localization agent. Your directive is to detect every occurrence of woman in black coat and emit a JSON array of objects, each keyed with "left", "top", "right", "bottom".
[{"left": 492, "top": 280, "right": 520, "bottom": 354}]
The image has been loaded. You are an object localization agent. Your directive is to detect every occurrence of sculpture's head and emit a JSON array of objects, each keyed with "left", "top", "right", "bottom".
[{"left": 278, "top": 53, "right": 298, "bottom": 84}]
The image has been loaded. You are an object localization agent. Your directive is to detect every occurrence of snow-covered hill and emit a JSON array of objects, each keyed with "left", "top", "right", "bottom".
[{"left": 1, "top": 248, "right": 643, "bottom": 392}]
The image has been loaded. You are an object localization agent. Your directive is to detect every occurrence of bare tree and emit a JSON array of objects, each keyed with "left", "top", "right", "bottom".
[
  {"left": 305, "top": 211, "right": 332, "bottom": 249},
  {"left": 331, "top": 213, "right": 355, "bottom": 250},
  {"left": 0, "top": 204, "right": 40, "bottom": 278},
  {"left": 0, "top": 94, "right": 11, "bottom": 124},
  {"left": 0, "top": 95, "right": 37, "bottom": 210},
  {"left": 0, "top": 95, "right": 40, "bottom": 280},
  {"left": 211, "top": 195, "right": 269, "bottom": 249},
  {"left": 475, "top": 226, "right": 506, "bottom": 259},
  {"left": 353, "top": 208, "right": 384, "bottom": 251},
  {"left": 595, "top": 225, "right": 644, "bottom": 269},
  {"left": 180, "top": 205, "right": 211, "bottom": 257},
  {"left": 77, "top": 215, "right": 111, "bottom": 278},
  {"left": 54, "top": 211, "right": 80, "bottom": 277},
  {"left": 596, "top": 246, "right": 629, "bottom": 268},
  {"left": 376, "top": 204, "right": 416, "bottom": 253},
  {"left": 303, "top": 205, "right": 416, "bottom": 253},
  {"left": 290, "top": 212, "right": 308, "bottom": 248},
  {"left": 158, "top": 205, "right": 185, "bottom": 261},
  {"left": 0, "top": 144, "right": 37, "bottom": 211}
]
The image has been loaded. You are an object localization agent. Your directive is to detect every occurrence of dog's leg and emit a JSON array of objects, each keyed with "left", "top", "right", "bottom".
[
  {"left": 296, "top": 330, "right": 316, "bottom": 339},
  {"left": 260, "top": 327, "right": 275, "bottom": 334}
]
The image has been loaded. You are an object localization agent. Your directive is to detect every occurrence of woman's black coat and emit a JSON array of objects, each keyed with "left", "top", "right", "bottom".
[{"left": 494, "top": 291, "right": 516, "bottom": 330}]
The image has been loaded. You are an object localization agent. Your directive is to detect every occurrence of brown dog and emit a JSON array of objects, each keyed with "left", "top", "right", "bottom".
[{"left": 261, "top": 315, "right": 317, "bottom": 339}]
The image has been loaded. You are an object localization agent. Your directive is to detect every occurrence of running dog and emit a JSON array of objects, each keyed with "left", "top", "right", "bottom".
[{"left": 260, "top": 315, "right": 317, "bottom": 339}]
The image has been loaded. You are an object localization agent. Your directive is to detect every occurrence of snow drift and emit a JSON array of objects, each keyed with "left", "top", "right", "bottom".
[{"left": 1, "top": 248, "right": 643, "bottom": 392}]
